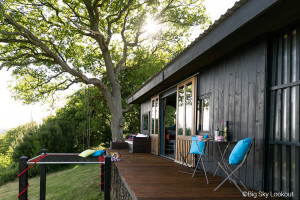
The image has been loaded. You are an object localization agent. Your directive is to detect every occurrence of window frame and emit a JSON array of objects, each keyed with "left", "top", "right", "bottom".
[
  {"left": 197, "top": 93, "right": 211, "bottom": 133},
  {"left": 176, "top": 77, "right": 196, "bottom": 139},
  {"left": 142, "top": 113, "right": 149, "bottom": 131},
  {"left": 150, "top": 95, "right": 159, "bottom": 135}
]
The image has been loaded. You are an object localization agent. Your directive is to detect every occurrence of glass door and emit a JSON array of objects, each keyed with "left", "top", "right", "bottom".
[{"left": 175, "top": 77, "right": 196, "bottom": 162}]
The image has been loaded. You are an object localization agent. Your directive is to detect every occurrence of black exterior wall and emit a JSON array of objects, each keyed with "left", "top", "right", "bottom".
[{"left": 197, "top": 39, "right": 267, "bottom": 191}]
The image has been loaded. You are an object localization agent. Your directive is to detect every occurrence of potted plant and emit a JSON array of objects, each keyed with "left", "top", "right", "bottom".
[{"left": 215, "top": 121, "right": 225, "bottom": 141}]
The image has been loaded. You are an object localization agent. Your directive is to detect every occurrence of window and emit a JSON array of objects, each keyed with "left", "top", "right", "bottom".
[
  {"left": 150, "top": 96, "right": 159, "bottom": 135},
  {"left": 177, "top": 86, "right": 184, "bottom": 135},
  {"left": 176, "top": 77, "right": 196, "bottom": 137},
  {"left": 197, "top": 95, "right": 210, "bottom": 132},
  {"left": 142, "top": 114, "right": 149, "bottom": 131}
]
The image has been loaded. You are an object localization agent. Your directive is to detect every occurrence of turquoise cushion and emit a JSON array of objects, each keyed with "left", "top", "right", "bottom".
[
  {"left": 190, "top": 134, "right": 208, "bottom": 155},
  {"left": 229, "top": 138, "right": 252, "bottom": 165},
  {"left": 91, "top": 150, "right": 106, "bottom": 156}
]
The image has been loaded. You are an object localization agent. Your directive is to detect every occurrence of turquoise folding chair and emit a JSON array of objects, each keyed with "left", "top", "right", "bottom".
[
  {"left": 214, "top": 138, "right": 255, "bottom": 193},
  {"left": 178, "top": 135, "right": 209, "bottom": 184}
]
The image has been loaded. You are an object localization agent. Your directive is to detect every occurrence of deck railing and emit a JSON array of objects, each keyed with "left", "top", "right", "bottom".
[{"left": 18, "top": 149, "right": 111, "bottom": 200}]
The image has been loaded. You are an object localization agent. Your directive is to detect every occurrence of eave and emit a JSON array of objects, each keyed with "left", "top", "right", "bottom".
[{"left": 127, "top": 0, "right": 300, "bottom": 104}]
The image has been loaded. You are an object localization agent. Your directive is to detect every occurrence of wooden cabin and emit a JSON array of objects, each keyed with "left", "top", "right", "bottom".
[{"left": 127, "top": 0, "right": 300, "bottom": 198}]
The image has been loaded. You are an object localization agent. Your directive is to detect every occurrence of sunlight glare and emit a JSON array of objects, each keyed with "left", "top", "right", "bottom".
[{"left": 142, "top": 18, "right": 161, "bottom": 38}]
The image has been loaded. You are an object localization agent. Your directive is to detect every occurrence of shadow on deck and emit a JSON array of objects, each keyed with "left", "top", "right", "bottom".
[{"left": 109, "top": 149, "right": 251, "bottom": 200}]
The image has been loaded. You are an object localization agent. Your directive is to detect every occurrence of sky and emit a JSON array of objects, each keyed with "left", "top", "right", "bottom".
[
  {"left": 0, "top": 71, "right": 54, "bottom": 131},
  {"left": 0, "top": 0, "right": 238, "bottom": 131}
]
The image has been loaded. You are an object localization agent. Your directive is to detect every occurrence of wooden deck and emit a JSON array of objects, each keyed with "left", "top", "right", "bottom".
[{"left": 111, "top": 149, "right": 251, "bottom": 200}]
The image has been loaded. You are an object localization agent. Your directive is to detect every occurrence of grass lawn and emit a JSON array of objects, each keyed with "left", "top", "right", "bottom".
[{"left": 0, "top": 164, "right": 104, "bottom": 200}]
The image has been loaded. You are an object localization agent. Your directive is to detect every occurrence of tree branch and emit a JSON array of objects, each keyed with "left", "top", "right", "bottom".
[
  {"left": 0, "top": 2, "right": 113, "bottom": 102},
  {"left": 105, "top": 0, "right": 133, "bottom": 45},
  {"left": 0, "top": 38, "right": 31, "bottom": 44},
  {"left": 122, "top": 104, "right": 133, "bottom": 113},
  {"left": 116, "top": 10, "right": 130, "bottom": 76},
  {"left": 0, "top": 53, "right": 55, "bottom": 64},
  {"left": 68, "top": 17, "right": 102, "bottom": 36},
  {"left": 63, "top": 1, "right": 90, "bottom": 21}
]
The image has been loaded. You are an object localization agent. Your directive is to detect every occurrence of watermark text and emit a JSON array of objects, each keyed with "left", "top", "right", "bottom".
[{"left": 242, "top": 191, "right": 294, "bottom": 198}]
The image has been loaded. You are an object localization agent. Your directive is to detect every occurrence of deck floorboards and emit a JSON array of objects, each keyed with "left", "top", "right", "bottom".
[{"left": 111, "top": 149, "right": 253, "bottom": 200}]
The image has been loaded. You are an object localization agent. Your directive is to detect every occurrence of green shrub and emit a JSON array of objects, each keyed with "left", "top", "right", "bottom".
[{"left": 0, "top": 162, "right": 18, "bottom": 186}]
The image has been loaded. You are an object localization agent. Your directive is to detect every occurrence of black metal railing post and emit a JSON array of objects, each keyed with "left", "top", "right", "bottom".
[
  {"left": 19, "top": 156, "right": 28, "bottom": 200},
  {"left": 101, "top": 163, "right": 105, "bottom": 191},
  {"left": 40, "top": 148, "right": 47, "bottom": 200},
  {"left": 104, "top": 156, "right": 111, "bottom": 200}
]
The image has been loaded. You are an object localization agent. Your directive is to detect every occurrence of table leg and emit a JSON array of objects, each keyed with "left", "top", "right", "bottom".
[{"left": 214, "top": 143, "right": 230, "bottom": 176}]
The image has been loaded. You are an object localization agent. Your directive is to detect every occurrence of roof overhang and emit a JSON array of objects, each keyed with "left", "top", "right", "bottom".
[{"left": 127, "top": 0, "right": 300, "bottom": 104}]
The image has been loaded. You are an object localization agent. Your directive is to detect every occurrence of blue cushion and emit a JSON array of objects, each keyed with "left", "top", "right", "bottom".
[
  {"left": 91, "top": 150, "right": 106, "bottom": 156},
  {"left": 190, "top": 134, "right": 208, "bottom": 155},
  {"left": 229, "top": 138, "right": 251, "bottom": 165}
]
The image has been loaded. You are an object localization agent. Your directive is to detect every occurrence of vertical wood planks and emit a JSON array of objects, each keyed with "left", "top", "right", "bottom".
[
  {"left": 255, "top": 42, "right": 266, "bottom": 189},
  {"left": 197, "top": 41, "right": 267, "bottom": 191}
]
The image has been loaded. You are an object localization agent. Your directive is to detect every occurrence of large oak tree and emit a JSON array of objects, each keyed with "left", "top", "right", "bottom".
[{"left": 0, "top": 0, "right": 209, "bottom": 141}]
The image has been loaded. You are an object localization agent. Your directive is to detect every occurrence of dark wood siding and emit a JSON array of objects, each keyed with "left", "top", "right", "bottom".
[{"left": 197, "top": 40, "right": 267, "bottom": 191}]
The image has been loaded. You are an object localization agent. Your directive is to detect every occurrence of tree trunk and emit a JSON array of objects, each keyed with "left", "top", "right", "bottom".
[
  {"left": 101, "top": 82, "right": 124, "bottom": 142},
  {"left": 110, "top": 97, "right": 125, "bottom": 142}
]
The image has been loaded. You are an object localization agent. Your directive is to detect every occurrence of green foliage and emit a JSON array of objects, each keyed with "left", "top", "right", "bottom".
[
  {"left": 119, "top": 48, "right": 170, "bottom": 135},
  {"left": 55, "top": 87, "right": 113, "bottom": 149},
  {"left": 0, "top": 162, "right": 18, "bottom": 186},
  {"left": 0, "top": 0, "right": 211, "bottom": 185},
  {"left": 0, "top": 123, "right": 41, "bottom": 185},
  {"left": 0, "top": 86, "right": 115, "bottom": 185},
  {"left": 0, "top": 0, "right": 210, "bottom": 140},
  {"left": 165, "top": 105, "right": 176, "bottom": 127},
  {"left": 11, "top": 119, "right": 77, "bottom": 163},
  {"left": 0, "top": 153, "right": 11, "bottom": 167},
  {"left": 0, "top": 0, "right": 210, "bottom": 104}
]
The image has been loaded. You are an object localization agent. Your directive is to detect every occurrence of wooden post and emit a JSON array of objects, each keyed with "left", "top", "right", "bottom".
[
  {"left": 40, "top": 149, "right": 47, "bottom": 200},
  {"left": 101, "top": 163, "right": 105, "bottom": 191},
  {"left": 19, "top": 156, "right": 28, "bottom": 200},
  {"left": 104, "top": 156, "right": 111, "bottom": 200}
]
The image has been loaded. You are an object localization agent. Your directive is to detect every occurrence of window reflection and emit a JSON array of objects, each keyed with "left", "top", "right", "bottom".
[
  {"left": 178, "top": 86, "right": 184, "bottom": 135},
  {"left": 151, "top": 97, "right": 159, "bottom": 135},
  {"left": 155, "top": 99, "right": 159, "bottom": 134},
  {"left": 283, "top": 34, "right": 288, "bottom": 84},
  {"left": 142, "top": 114, "right": 148, "bottom": 131},
  {"left": 197, "top": 96, "right": 210, "bottom": 131},
  {"left": 151, "top": 100, "right": 155, "bottom": 134},
  {"left": 291, "top": 87, "right": 296, "bottom": 141},
  {"left": 291, "top": 30, "right": 296, "bottom": 82},
  {"left": 177, "top": 78, "right": 195, "bottom": 137},
  {"left": 282, "top": 89, "right": 287, "bottom": 141},
  {"left": 185, "top": 83, "right": 192, "bottom": 136}
]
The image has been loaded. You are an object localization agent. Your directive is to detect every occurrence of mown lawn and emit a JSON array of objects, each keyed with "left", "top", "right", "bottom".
[{"left": 0, "top": 164, "right": 104, "bottom": 200}]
